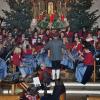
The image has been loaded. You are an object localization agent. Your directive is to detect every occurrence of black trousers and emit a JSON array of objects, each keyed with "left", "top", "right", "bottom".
[
  {"left": 82, "top": 65, "right": 94, "bottom": 84},
  {"left": 52, "top": 60, "right": 61, "bottom": 69}
]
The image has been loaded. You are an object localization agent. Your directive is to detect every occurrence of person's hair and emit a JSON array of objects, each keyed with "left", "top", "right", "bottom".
[
  {"left": 53, "top": 31, "right": 59, "bottom": 37},
  {"left": 72, "top": 32, "right": 80, "bottom": 42},
  {"left": 14, "top": 47, "right": 21, "bottom": 54},
  {"left": 36, "top": 37, "right": 41, "bottom": 43},
  {"left": 26, "top": 45, "right": 30, "bottom": 49},
  {"left": 82, "top": 40, "right": 91, "bottom": 50}
]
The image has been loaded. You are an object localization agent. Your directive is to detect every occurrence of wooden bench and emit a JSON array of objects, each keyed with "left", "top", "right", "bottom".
[
  {"left": 0, "top": 82, "right": 28, "bottom": 95},
  {"left": 60, "top": 93, "right": 66, "bottom": 100},
  {"left": 87, "top": 96, "right": 100, "bottom": 100},
  {"left": 0, "top": 95, "right": 20, "bottom": 100}
]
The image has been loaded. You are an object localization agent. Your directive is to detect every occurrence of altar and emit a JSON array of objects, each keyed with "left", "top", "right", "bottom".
[
  {"left": 32, "top": 0, "right": 68, "bottom": 17},
  {"left": 31, "top": 0, "right": 69, "bottom": 29}
]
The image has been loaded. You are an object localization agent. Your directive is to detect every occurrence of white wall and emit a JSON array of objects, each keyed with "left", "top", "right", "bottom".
[
  {"left": 0, "top": 0, "right": 100, "bottom": 26},
  {"left": 90, "top": 0, "right": 100, "bottom": 27},
  {"left": 0, "top": 0, "right": 10, "bottom": 17}
]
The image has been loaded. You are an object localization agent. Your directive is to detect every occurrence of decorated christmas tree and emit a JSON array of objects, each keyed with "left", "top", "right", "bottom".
[
  {"left": 66, "top": 0, "right": 100, "bottom": 32},
  {"left": 2, "top": 0, "right": 33, "bottom": 31}
]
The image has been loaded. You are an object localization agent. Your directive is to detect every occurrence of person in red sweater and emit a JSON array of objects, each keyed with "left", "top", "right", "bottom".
[
  {"left": 96, "top": 29, "right": 100, "bottom": 50},
  {"left": 72, "top": 37, "right": 83, "bottom": 52},
  {"left": 86, "top": 33, "right": 94, "bottom": 46},
  {"left": 82, "top": 46, "right": 94, "bottom": 84},
  {"left": 43, "top": 29, "right": 52, "bottom": 43},
  {"left": 34, "top": 37, "right": 44, "bottom": 54},
  {"left": 16, "top": 33, "right": 26, "bottom": 45},
  {"left": 12, "top": 46, "right": 21, "bottom": 73},
  {"left": 76, "top": 45, "right": 94, "bottom": 84},
  {"left": 31, "top": 31, "right": 38, "bottom": 46},
  {"left": 83, "top": 51, "right": 94, "bottom": 66},
  {"left": 23, "top": 45, "right": 33, "bottom": 55},
  {"left": 63, "top": 37, "right": 73, "bottom": 51},
  {"left": 65, "top": 27, "right": 73, "bottom": 42}
]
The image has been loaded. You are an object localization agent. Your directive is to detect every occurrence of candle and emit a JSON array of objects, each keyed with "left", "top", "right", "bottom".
[
  {"left": 50, "top": 13, "right": 54, "bottom": 23},
  {"left": 60, "top": 1, "right": 61, "bottom": 9},
  {"left": 65, "top": 2, "right": 66, "bottom": 9},
  {"left": 61, "top": 14, "right": 64, "bottom": 22},
  {"left": 38, "top": 2, "right": 40, "bottom": 14}
]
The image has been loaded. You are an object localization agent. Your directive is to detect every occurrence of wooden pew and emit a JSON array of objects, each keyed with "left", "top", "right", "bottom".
[
  {"left": 87, "top": 96, "right": 100, "bottom": 100},
  {"left": 0, "top": 95, "right": 20, "bottom": 100}
]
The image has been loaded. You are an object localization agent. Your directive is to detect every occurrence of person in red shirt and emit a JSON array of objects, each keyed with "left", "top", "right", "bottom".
[
  {"left": 76, "top": 45, "right": 94, "bottom": 84},
  {"left": 43, "top": 29, "right": 52, "bottom": 43},
  {"left": 38, "top": 66, "right": 51, "bottom": 82},
  {"left": 59, "top": 31, "right": 65, "bottom": 41},
  {"left": 34, "top": 37, "right": 44, "bottom": 54},
  {"left": 63, "top": 37, "right": 73, "bottom": 51},
  {"left": 82, "top": 46, "right": 94, "bottom": 84},
  {"left": 96, "top": 29, "right": 100, "bottom": 50},
  {"left": 12, "top": 46, "right": 21, "bottom": 73},
  {"left": 23, "top": 45, "right": 33, "bottom": 55},
  {"left": 96, "top": 38, "right": 100, "bottom": 50},
  {"left": 38, "top": 29, "right": 44, "bottom": 39},
  {"left": 72, "top": 37, "right": 83, "bottom": 52},
  {"left": 31, "top": 31, "right": 38, "bottom": 46},
  {"left": 83, "top": 52, "right": 94, "bottom": 65},
  {"left": 86, "top": 33, "right": 94, "bottom": 46},
  {"left": 65, "top": 27, "right": 73, "bottom": 42}
]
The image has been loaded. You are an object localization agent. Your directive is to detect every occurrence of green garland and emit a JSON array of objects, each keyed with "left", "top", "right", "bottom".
[{"left": 37, "top": 16, "right": 65, "bottom": 29}]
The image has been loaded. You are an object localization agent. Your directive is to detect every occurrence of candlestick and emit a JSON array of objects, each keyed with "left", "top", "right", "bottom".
[
  {"left": 60, "top": 1, "right": 61, "bottom": 9},
  {"left": 65, "top": 2, "right": 66, "bottom": 9},
  {"left": 38, "top": 2, "right": 40, "bottom": 14}
]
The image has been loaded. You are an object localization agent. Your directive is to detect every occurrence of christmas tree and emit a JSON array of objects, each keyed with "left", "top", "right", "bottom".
[
  {"left": 66, "top": 0, "right": 100, "bottom": 32},
  {"left": 2, "top": 0, "right": 33, "bottom": 31}
]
